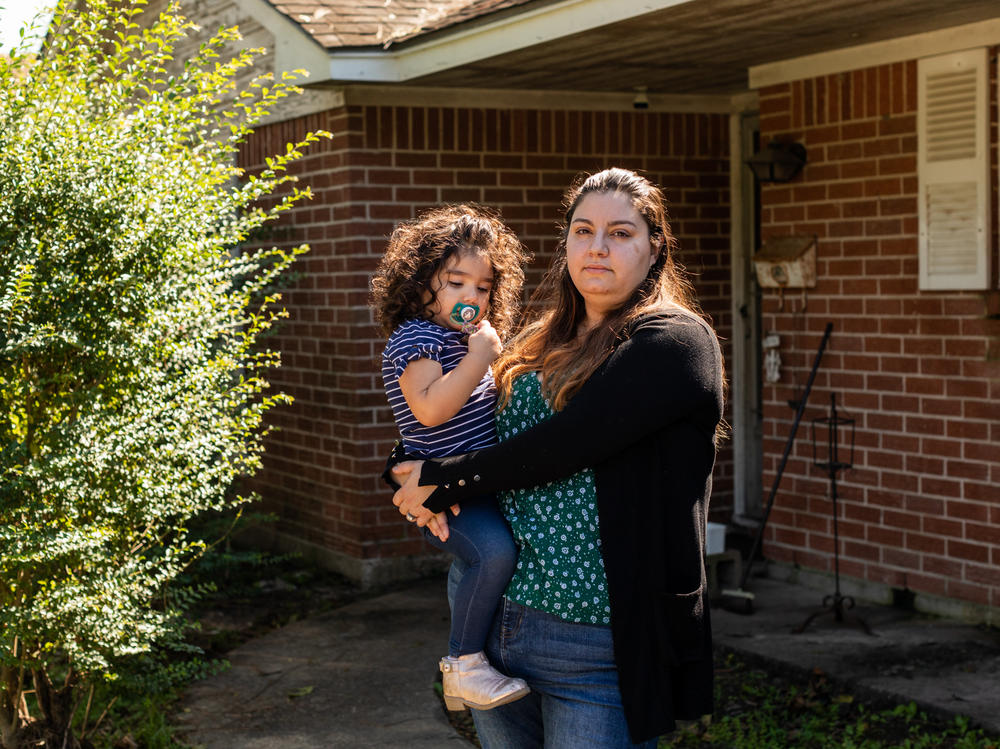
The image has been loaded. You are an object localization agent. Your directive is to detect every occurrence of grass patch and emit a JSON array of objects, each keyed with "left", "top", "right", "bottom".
[
  {"left": 661, "top": 651, "right": 998, "bottom": 748},
  {"left": 438, "top": 650, "right": 998, "bottom": 748}
]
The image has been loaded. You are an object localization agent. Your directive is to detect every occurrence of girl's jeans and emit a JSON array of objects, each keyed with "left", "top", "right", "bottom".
[
  {"left": 423, "top": 497, "right": 516, "bottom": 656},
  {"left": 447, "top": 561, "right": 659, "bottom": 749}
]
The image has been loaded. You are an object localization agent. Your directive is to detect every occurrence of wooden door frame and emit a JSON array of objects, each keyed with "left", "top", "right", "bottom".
[{"left": 729, "top": 111, "right": 763, "bottom": 522}]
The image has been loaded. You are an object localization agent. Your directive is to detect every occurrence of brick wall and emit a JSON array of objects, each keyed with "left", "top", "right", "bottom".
[
  {"left": 239, "top": 104, "right": 733, "bottom": 584},
  {"left": 757, "top": 59, "right": 1000, "bottom": 610}
]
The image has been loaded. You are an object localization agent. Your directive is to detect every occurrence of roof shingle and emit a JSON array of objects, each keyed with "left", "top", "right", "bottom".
[{"left": 265, "top": 0, "right": 536, "bottom": 49}]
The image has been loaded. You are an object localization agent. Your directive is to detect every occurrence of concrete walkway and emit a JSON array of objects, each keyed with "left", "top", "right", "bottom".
[
  {"left": 174, "top": 573, "right": 1000, "bottom": 747},
  {"left": 174, "top": 579, "right": 464, "bottom": 747},
  {"left": 711, "top": 575, "right": 1000, "bottom": 735}
]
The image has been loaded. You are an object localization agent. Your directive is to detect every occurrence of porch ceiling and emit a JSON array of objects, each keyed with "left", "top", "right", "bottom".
[{"left": 400, "top": 0, "right": 1000, "bottom": 95}]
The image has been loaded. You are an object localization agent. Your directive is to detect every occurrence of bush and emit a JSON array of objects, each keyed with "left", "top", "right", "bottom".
[{"left": 0, "top": 1, "right": 328, "bottom": 745}]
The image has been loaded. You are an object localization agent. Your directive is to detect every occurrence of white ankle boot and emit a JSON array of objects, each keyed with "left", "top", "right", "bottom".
[{"left": 439, "top": 651, "right": 530, "bottom": 711}]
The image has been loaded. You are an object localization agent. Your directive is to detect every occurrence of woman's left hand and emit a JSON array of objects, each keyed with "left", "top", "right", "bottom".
[{"left": 392, "top": 460, "right": 443, "bottom": 531}]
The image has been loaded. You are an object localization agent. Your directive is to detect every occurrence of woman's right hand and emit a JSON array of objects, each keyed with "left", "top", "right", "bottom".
[{"left": 392, "top": 460, "right": 450, "bottom": 540}]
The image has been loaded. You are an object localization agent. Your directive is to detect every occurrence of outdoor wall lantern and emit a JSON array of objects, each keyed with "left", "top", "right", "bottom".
[{"left": 746, "top": 141, "right": 807, "bottom": 183}]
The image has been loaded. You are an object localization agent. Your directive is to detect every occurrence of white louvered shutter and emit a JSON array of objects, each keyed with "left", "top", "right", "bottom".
[{"left": 917, "top": 48, "right": 990, "bottom": 290}]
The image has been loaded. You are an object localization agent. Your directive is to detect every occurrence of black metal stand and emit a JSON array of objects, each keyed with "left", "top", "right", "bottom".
[
  {"left": 720, "top": 323, "right": 833, "bottom": 615},
  {"left": 793, "top": 394, "right": 873, "bottom": 636}
]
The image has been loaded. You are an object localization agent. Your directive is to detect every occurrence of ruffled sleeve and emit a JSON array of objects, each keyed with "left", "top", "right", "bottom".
[{"left": 385, "top": 319, "right": 446, "bottom": 379}]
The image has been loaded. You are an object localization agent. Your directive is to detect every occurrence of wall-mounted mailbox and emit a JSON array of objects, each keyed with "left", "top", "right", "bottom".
[{"left": 753, "top": 235, "right": 817, "bottom": 289}]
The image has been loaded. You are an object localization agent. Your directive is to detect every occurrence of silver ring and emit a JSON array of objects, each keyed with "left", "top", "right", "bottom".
[{"left": 406, "top": 512, "right": 417, "bottom": 522}]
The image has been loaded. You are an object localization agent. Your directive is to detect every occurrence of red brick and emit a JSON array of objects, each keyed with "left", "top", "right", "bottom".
[
  {"left": 945, "top": 338, "right": 987, "bottom": 358},
  {"left": 881, "top": 469, "right": 918, "bottom": 492},
  {"left": 883, "top": 547, "right": 920, "bottom": 568},
  {"left": 901, "top": 338, "right": 940, "bottom": 356},
  {"left": 920, "top": 476, "right": 962, "bottom": 498},
  {"left": 841, "top": 160, "right": 878, "bottom": 179},
  {"left": 965, "top": 521, "right": 1000, "bottom": 545},
  {"left": 440, "top": 153, "right": 480, "bottom": 168},
  {"left": 844, "top": 539, "right": 880, "bottom": 562},
  {"left": 947, "top": 539, "right": 990, "bottom": 564},
  {"left": 878, "top": 155, "right": 917, "bottom": 175},
  {"left": 880, "top": 430, "right": 917, "bottom": 452},
  {"left": 862, "top": 138, "right": 902, "bottom": 157},
  {"left": 864, "top": 218, "right": 902, "bottom": 236},
  {"left": 967, "top": 399, "right": 1000, "bottom": 421},
  {"left": 947, "top": 419, "right": 989, "bottom": 440},
  {"left": 843, "top": 200, "right": 879, "bottom": 218},
  {"left": 877, "top": 114, "right": 916, "bottom": 136},
  {"left": 866, "top": 412, "right": 903, "bottom": 433},
  {"left": 943, "top": 297, "right": 986, "bottom": 316},
  {"left": 879, "top": 196, "right": 917, "bottom": 215},
  {"left": 827, "top": 142, "right": 862, "bottom": 159},
  {"left": 456, "top": 170, "right": 498, "bottom": 186},
  {"left": 863, "top": 178, "right": 902, "bottom": 197},
  {"left": 881, "top": 394, "right": 919, "bottom": 412},
  {"left": 828, "top": 219, "right": 865, "bottom": 237},
  {"left": 883, "top": 508, "right": 920, "bottom": 529},
  {"left": 922, "top": 556, "right": 962, "bottom": 579},
  {"left": 921, "top": 398, "right": 961, "bottom": 417},
  {"left": 906, "top": 532, "right": 945, "bottom": 555},
  {"left": 964, "top": 440, "right": 999, "bottom": 463},
  {"left": 828, "top": 180, "right": 866, "bottom": 200},
  {"left": 919, "top": 358, "right": 961, "bottom": 377},
  {"left": 842, "top": 121, "right": 877, "bottom": 140},
  {"left": 411, "top": 169, "right": 455, "bottom": 186},
  {"left": 965, "top": 563, "right": 1000, "bottom": 586},
  {"left": 867, "top": 525, "right": 904, "bottom": 547}
]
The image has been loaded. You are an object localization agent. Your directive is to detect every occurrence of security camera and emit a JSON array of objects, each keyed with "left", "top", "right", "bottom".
[{"left": 633, "top": 86, "right": 649, "bottom": 110}]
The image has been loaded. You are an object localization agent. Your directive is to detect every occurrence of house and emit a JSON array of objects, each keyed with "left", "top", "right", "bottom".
[{"left": 156, "top": 0, "right": 999, "bottom": 620}]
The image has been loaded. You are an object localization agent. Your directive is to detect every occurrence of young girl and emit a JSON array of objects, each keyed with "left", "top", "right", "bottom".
[{"left": 370, "top": 204, "right": 531, "bottom": 711}]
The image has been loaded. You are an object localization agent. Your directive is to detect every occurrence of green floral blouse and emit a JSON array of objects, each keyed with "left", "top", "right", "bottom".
[{"left": 495, "top": 372, "right": 611, "bottom": 625}]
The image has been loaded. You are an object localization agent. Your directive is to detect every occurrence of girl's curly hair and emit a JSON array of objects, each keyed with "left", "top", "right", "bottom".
[{"left": 370, "top": 204, "right": 530, "bottom": 340}]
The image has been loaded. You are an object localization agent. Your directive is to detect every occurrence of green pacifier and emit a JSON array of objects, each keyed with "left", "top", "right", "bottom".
[{"left": 449, "top": 303, "right": 479, "bottom": 334}]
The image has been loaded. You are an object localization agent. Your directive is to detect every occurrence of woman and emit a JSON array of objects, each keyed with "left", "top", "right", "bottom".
[{"left": 392, "top": 167, "right": 724, "bottom": 747}]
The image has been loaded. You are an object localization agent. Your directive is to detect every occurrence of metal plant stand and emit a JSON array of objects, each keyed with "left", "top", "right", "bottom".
[{"left": 793, "top": 393, "right": 873, "bottom": 636}]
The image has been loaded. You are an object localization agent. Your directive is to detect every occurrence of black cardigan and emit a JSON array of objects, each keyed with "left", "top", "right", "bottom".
[{"left": 417, "top": 308, "right": 723, "bottom": 743}]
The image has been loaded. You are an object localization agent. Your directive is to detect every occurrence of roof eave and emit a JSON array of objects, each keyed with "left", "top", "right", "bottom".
[
  {"left": 241, "top": 0, "right": 333, "bottom": 81},
  {"left": 323, "top": 0, "right": 693, "bottom": 84}
]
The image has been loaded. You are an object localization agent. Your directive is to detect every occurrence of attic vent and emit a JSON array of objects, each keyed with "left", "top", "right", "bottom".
[
  {"left": 924, "top": 69, "right": 977, "bottom": 162},
  {"left": 917, "top": 48, "right": 990, "bottom": 290}
]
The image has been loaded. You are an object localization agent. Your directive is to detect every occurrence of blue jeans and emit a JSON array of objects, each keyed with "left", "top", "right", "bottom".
[
  {"left": 447, "top": 562, "right": 659, "bottom": 749},
  {"left": 423, "top": 497, "right": 516, "bottom": 656}
]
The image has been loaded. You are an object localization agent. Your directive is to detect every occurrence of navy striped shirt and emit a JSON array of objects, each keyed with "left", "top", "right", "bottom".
[{"left": 381, "top": 318, "right": 498, "bottom": 458}]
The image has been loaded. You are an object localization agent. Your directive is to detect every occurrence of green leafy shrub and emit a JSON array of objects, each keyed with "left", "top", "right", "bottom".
[{"left": 0, "top": 0, "right": 328, "bottom": 745}]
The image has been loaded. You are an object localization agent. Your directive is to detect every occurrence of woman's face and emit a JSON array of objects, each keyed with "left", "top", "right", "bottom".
[{"left": 565, "top": 191, "right": 657, "bottom": 326}]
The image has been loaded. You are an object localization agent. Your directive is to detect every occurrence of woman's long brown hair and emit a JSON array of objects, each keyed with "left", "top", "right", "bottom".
[{"left": 494, "top": 168, "right": 708, "bottom": 412}]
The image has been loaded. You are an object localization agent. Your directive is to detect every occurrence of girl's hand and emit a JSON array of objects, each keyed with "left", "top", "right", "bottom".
[{"left": 467, "top": 319, "right": 502, "bottom": 363}]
